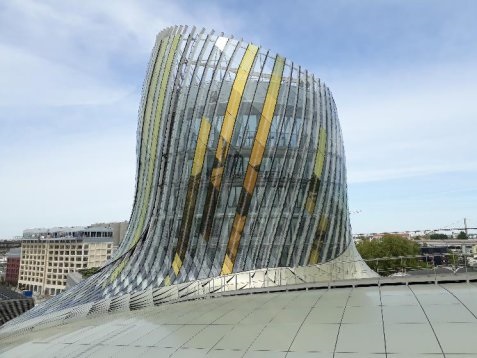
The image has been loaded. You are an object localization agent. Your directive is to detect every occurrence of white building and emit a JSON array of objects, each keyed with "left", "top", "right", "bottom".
[{"left": 18, "top": 226, "right": 113, "bottom": 296}]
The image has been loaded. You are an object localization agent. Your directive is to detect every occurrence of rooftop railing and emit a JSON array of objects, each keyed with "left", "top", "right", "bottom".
[{"left": 2, "top": 252, "right": 477, "bottom": 340}]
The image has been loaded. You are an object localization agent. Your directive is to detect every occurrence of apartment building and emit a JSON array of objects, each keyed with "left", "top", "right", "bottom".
[
  {"left": 5, "top": 248, "right": 21, "bottom": 286},
  {"left": 18, "top": 226, "right": 113, "bottom": 296}
]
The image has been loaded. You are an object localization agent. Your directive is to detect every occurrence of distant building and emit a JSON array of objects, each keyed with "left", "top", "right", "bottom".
[
  {"left": 22, "top": 225, "right": 114, "bottom": 240},
  {"left": 91, "top": 221, "right": 128, "bottom": 247},
  {"left": 353, "top": 232, "right": 412, "bottom": 241},
  {"left": 0, "top": 240, "right": 21, "bottom": 251},
  {"left": 5, "top": 248, "right": 21, "bottom": 286},
  {"left": 0, "top": 286, "right": 34, "bottom": 326},
  {"left": 18, "top": 225, "right": 114, "bottom": 296}
]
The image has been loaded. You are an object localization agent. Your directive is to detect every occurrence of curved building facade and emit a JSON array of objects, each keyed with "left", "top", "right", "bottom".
[
  {"left": 2, "top": 26, "right": 374, "bottom": 331},
  {"left": 118, "top": 25, "right": 354, "bottom": 285}
]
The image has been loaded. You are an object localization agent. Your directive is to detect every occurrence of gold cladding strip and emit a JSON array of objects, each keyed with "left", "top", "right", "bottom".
[
  {"left": 109, "top": 257, "right": 129, "bottom": 284},
  {"left": 172, "top": 117, "right": 211, "bottom": 276},
  {"left": 308, "top": 216, "right": 329, "bottom": 265},
  {"left": 107, "top": 37, "right": 174, "bottom": 284},
  {"left": 214, "top": 45, "right": 258, "bottom": 169},
  {"left": 305, "top": 127, "right": 327, "bottom": 213},
  {"left": 131, "top": 34, "right": 182, "bottom": 248},
  {"left": 198, "top": 44, "right": 258, "bottom": 242},
  {"left": 141, "top": 40, "right": 167, "bottom": 167},
  {"left": 192, "top": 117, "right": 211, "bottom": 176},
  {"left": 172, "top": 253, "right": 183, "bottom": 276},
  {"left": 314, "top": 128, "right": 327, "bottom": 177},
  {"left": 130, "top": 40, "right": 167, "bottom": 238},
  {"left": 221, "top": 56, "right": 285, "bottom": 275}
]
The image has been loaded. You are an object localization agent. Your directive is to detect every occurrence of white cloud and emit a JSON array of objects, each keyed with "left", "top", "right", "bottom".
[
  {"left": 349, "top": 162, "right": 477, "bottom": 184},
  {"left": 0, "top": 0, "right": 242, "bottom": 237},
  {"left": 0, "top": 44, "right": 132, "bottom": 107},
  {"left": 328, "top": 61, "right": 477, "bottom": 183},
  {"left": 0, "top": 130, "right": 136, "bottom": 238}
]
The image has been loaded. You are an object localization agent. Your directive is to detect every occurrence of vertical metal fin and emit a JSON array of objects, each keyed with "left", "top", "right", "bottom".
[
  {"left": 308, "top": 216, "right": 329, "bottom": 264},
  {"left": 131, "top": 34, "right": 182, "bottom": 247}
]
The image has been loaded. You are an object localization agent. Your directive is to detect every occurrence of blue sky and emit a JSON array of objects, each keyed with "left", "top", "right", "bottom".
[{"left": 0, "top": 0, "right": 476, "bottom": 238}]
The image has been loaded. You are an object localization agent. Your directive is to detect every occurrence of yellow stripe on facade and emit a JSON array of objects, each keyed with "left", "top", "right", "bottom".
[
  {"left": 105, "top": 35, "right": 181, "bottom": 282},
  {"left": 221, "top": 56, "right": 285, "bottom": 275},
  {"left": 141, "top": 40, "right": 167, "bottom": 165},
  {"left": 249, "top": 57, "right": 285, "bottom": 168},
  {"left": 171, "top": 116, "right": 211, "bottom": 277},
  {"left": 131, "top": 34, "right": 182, "bottom": 248},
  {"left": 308, "top": 247, "right": 319, "bottom": 266},
  {"left": 198, "top": 44, "right": 259, "bottom": 244},
  {"left": 313, "top": 128, "right": 327, "bottom": 177},
  {"left": 129, "top": 39, "right": 167, "bottom": 241},
  {"left": 109, "top": 257, "right": 129, "bottom": 283},
  {"left": 191, "top": 117, "right": 211, "bottom": 176},
  {"left": 172, "top": 253, "right": 183, "bottom": 275},
  {"left": 222, "top": 254, "right": 234, "bottom": 275},
  {"left": 213, "top": 44, "right": 258, "bottom": 167},
  {"left": 305, "top": 127, "right": 327, "bottom": 214},
  {"left": 308, "top": 216, "right": 329, "bottom": 265}
]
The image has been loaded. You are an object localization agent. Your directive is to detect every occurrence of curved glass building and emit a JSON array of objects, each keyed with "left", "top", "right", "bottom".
[
  {"left": 4, "top": 27, "right": 476, "bottom": 358},
  {"left": 117, "top": 25, "right": 359, "bottom": 285},
  {"left": 1, "top": 26, "right": 375, "bottom": 334}
]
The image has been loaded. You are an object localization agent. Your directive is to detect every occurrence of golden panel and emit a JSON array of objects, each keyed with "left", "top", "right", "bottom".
[
  {"left": 254, "top": 119, "right": 272, "bottom": 146},
  {"left": 249, "top": 142, "right": 265, "bottom": 167},
  {"left": 319, "top": 216, "right": 329, "bottom": 231},
  {"left": 215, "top": 137, "right": 228, "bottom": 163},
  {"left": 216, "top": 45, "right": 258, "bottom": 156},
  {"left": 225, "top": 89, "right": 242, "bottom": 118},
  {"left": 199, "top": 44, "right": 259, "bottom": 242},
  {"left": 221, "top": 55, "right": 285, "bottom": 274},
  {"left": 221, "top": 254, "right": 234, "bottom": 275},
  {"left": 305, "top": 194, "right": 317, "bottom": 213},
  {"left": 249, "top": 56, "right": 284, "bottom": 167},
  {"left": 308, "top": 247, "right": 319, "bottom": 265},
  {"left": 170, "top": 116, "right": 212, "bottom": 279},
  {"left": 313, "top": 128, "right": 327, "bottom": 177},
  {"left": 191, "top": 117, "right": 211, "bottom": 176},
  {"left": 243, "top": 167, "right": 258, "bottom": 194},
  {"left": 308, "top": 216, "right": 329, "bottom": 265},
  {"left": 211, "top": 167, "right": 225, "bottom": 188},
  {"left": 172, "top": 253, "right": 183, "bottom": 276},
  {"left": 305, "top": 128, "right": 327, "bottom": 214},
  {"left": 232, "top": 214, "right": 247, "bottom": 234}
]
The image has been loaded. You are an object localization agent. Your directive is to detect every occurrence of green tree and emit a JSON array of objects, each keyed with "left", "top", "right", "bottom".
[
  {"left": 78, "top": 267, "right": 101, "bottom": 278},
  {"left": 429, "top": 233, "right": 449, "bottom": 240},
  {"left": 356, "top": 234, "right": 423, "bottom": 275},
  {"left": 457, "top": 231, "right": 468, "bottom": 240}
]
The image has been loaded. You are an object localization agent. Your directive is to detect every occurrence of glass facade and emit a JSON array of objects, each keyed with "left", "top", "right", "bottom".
[
  {"left": 3, "top": 26, "right": 364, "bottom": 325},
  {"left": 114, "top": 25, "right": 354, "bottom": 288}
]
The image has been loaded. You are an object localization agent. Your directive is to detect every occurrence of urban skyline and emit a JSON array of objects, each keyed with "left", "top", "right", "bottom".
[{"left": 0, "top": 0, "right": 476, "bottom": 238}]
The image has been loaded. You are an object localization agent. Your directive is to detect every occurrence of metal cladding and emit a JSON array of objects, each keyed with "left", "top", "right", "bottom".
[{"left": 6, "top": 25, "right": 365, "bottom": 318}]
